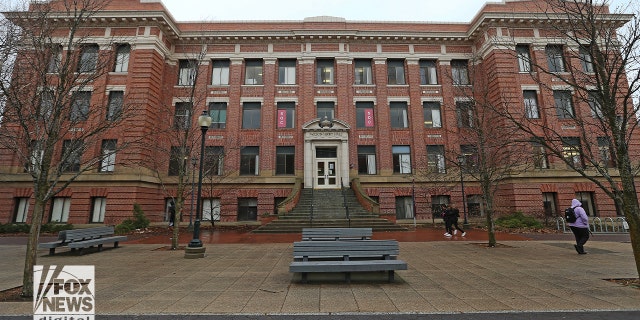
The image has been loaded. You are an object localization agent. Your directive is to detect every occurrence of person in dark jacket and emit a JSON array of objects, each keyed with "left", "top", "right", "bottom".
[
  {"left": 568, "top": 199, "right": 590, "bottom": 254},
  {"left": 449, "top": 205, "right": 466, "bottom": 237},
  {"left": 441, "top": 204, "right": 453, "bottom": 237}
]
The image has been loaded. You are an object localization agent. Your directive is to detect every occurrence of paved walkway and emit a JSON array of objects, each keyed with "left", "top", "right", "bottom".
[{"left": 1, "top": 228, "right": 638, "bottom": 316}]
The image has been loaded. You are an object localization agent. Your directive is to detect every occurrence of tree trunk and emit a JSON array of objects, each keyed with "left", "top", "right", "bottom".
[{"left": 22, "top": 198, "right": 46, "bottom": 298}]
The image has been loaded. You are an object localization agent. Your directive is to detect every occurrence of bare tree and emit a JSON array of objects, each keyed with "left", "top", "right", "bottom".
[
  {"left": 0, "top": 0, "right": 144, "bottom": 297},
  {"left": 493, "top": 0, "right": 640, "bottom": 274}
]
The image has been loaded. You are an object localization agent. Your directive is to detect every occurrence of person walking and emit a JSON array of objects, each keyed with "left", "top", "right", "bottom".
[
  {"left": 449, "top": 204, "right": 466, "bottom": 236},
  {"left": 569, "top": 198, "right": 590, "bottom": 254},
  {"left": 168, "top": 200, "right": 176, "bottom": 227},
  {"left": 441, "top": 204, "right": 454, "bottom": 237}
]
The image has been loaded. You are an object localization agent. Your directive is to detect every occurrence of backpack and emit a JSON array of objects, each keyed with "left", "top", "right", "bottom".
[{"left": 564, "top": 207, "right": 577, "bottom": 223}]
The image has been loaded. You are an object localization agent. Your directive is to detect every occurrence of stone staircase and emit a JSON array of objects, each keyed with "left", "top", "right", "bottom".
[{"left": 252, "top": 188, "right": 407, "bottom": 233}]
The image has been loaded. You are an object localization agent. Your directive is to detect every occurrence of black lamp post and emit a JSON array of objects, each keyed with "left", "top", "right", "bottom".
[
  {"left": 188, "top": 110, "right": 212, "bottom": 249},
  {"left": 457, "top": 155, "right": 469, "bottom": 227},
  {"left": 188, "top": 156, "right": 197, "bottom": 230}
]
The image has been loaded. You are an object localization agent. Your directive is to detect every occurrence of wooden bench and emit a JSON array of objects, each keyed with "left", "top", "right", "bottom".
[
  {"left": 301, "top": 227, "right": 372, "bottom": 241},
  {"left": 39, "top": 226, "right": 127, "bottom": 255},
  {"left": 289, "top": 240, "right": 407, "bottom": 283}
]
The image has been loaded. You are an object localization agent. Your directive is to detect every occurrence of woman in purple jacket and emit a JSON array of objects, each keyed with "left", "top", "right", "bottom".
[{"left": 569, "top": 199, "right": 590, "bottom": 254}]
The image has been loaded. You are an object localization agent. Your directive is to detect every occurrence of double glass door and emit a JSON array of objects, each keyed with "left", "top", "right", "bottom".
[{"left": 316, "top": 160, "right": 337, "bottom": 188}]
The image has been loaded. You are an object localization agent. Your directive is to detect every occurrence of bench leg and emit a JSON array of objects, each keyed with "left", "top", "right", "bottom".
[
  {"left": 49, "top": 248, "right": 55, "bottom": 256},
  {"left": 98, "top": 244, "right": 103, "bottom": 252},
  {"left": 345, "top": 272, "right": 351, "bottom": 284},
  {"left": 388, "top": 271, "right": 395, "bottom": 283},
  {"left": 301, "top": 273, "right": 308, "bottom": 284},
  {"left": 114, "top": 241, "right": 120, "bottom": 248}
]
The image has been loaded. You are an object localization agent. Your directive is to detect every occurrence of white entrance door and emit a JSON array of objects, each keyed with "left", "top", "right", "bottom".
[{"left": 316, "top": 159, "right": 338, "bottom": 188}]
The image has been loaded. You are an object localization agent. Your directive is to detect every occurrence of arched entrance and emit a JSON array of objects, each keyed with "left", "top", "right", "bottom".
[{"left": 302, "top": 118, "right": 350, "bottom": 189}]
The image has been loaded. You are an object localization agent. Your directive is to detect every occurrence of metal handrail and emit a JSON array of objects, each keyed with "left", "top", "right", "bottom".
[
  {"left": 310, "top": 180, "right": 314, "bottom": 228},
  {"left": 341, "top": 178, "right": 351, "bottom": 227}
]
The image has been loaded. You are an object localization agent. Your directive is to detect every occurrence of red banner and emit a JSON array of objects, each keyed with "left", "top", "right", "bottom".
[
  {"left": 365, "top": 109, "right": 374, "bottom": 127},
  {"left": 277, "top": 109, "right": 287, "bottom": 128}
]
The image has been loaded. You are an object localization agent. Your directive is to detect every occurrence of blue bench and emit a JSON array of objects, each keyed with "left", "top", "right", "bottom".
[
  {"left": 39, "top": 226, "right": 127, "bottom": 255},
  {"left": 289, "top": 240, "right": 407, "bottom": 283}
]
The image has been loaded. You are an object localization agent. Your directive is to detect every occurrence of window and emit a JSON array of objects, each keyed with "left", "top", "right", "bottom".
[
  {"left": 178, "top": 59, "right": 197, "bottom": 86},
  {"left": 387, "top": 59, "right": 406, "bottom": 85},
  {"left": 542, "top": 193, "right": 558, "bottom": 218},
  {"left": 202, "top": 198, "right": 221, "bottom": 221},
  {"left": 70, "top": 91, "right": 91, "bottom": 121},
  {"left": 29, "top": 140, "right": 43, "bottom": 173},
  {"left": 588, "top": 91, "right": 603, "bottom": 118},
  {"left": 277, "top": 102, "right": 295, "bottom": 128},
  {"left": 423, "top": 101, "right": 442, "bottom": 128},
  {"left": 580, "top": 45, "right": 594, "bottom": 73},
  {"left": 516, "top": 45, "right": 531, "bottom": 72},
  {"left": 174, "top": 102, "right": 192, "bottom": 129},
  {"left": 62, "top": 140, "right": 83, "bottom": 172},
  {"left": 40, "top": 89, "right": 53, "bottom": 118},
  {"left": 240, "top": 146, "right": 259, "bottom": 175},
  {"left": 523, "top": 90, "right": 540, "bottom": 119},
  {"left": 562, "top": 137, "right": 583, "bottom": 168},
  {"left": 168, "top": 147, "right": 186, "bottom": 176},
  {"left": 204, "top": 146, "right": 224, "bottom": 176},
  {"left": 278, "top": 59, "right": 296, "bottom": 85},
  {"left": 244, "top": 59, "right": 263, "bottom": 85},
  {"left": 451, "top": 60, "right": 469, "bottom": 85},
  {"left": 316, "top": 59, "right": 334, "bottom": 85},
  {"left": 420, "top": 60, "right": 438, "bottom": 85},
  {"left": 354, "top": 59, "right": 373, "bottom": 85},
  {"left": 14, "top": 198, "right": 29, "bottom": 223},
  {"left": 460, "top": 145, "right": 479, "bottom": 170},
  {"left": 427, "top": 145, "right": 446, "bottom": 173},
  {"left": 91, "top": 197, "right": 106, "bottom": 223},
  {"left": 211, "top": 59, "right": 230, "bottom": 85},
  {"left": 114, "top": 44, "right": 130, "bottom": 72},
  {"left": 107, "top": 90, "right": 123, "bottom": 121},
  {"left": 390, "top": 101, "right": 408, "bottom": 128},
  {"left": 357, "top": 146, "right": 377, "bottom": 175},
  {"left": 50, "top": 197, "right": 71, "bottom": 223},
  {"left": 316, "top": 101, "right": 334, "bottom": 121},
  {"left": 100, "top": 139, "right": 117, "bottom": 172},
  {"left": 392, "top": 145, "right": 411, "bottom": 174},
  {"left": 456, "top": 101, "right": 474, "bottom": 127},
  {"left": 238, "top": 198, "right": 258, "bottom": 221},
  {"left": 395, "top": 196, "right": 414, "bottom": 219},
  {"left": 546, "top": 44, "right": 565, "bottom": 72},
  {"left": 356, "top": 101, "right": 375, "bottom": 128},
  {"left": 77, "top": 44, "right": 98, "bottom": 73},
  {"left": 431, "top": 195, "right": 450, "bottom": 219},
  {"left": 276, "top": 146, "right": 295, "bottom": 175},
  {"left": 242, "top": 102, "right": 261, "bottom": 129},
  {"left": 209, "top": 102, "right": 227, "bottom": 129},
  {"left": 47, "top": 44, "right": 62, "bottom": 73},
  {"left": 532, "top": 140, "right": 549, "bottom": 169},
  {"left": 554, "top": 90, "right": 574, "bottom": 119},
  {"left": 598, "top": 137, "right": 615, "bottom": 168}
]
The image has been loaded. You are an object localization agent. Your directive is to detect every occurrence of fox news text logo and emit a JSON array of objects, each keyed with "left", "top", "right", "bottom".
[{"left": 34, "top": 265, "right": 94, "bottom": 320}]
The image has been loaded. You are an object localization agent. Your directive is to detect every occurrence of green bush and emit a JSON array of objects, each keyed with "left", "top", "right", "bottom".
[
  {"left": 115, "top": 203, "right": 150, "bottom": 234},
  {"left": 41, "top": 223, "right": 74, "bottom": 233},
  {"left": 0, "top": 222, "right": 73, "bottom": 234},
  {"left": 495, "top": 212, "right": 543, "bottom": 229}
]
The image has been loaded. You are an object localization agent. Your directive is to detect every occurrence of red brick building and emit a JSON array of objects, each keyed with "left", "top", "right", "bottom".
[{"left": 1, "top": 0, "right": 636, "bottom": 225}]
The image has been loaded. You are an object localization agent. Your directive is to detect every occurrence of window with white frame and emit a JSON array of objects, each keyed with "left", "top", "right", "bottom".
[
  {"left": 523, "top": 90, "right": 540, "bottom": 119},
  {"left": 316, "top": 101, "right": 334, "bottom": 121},
  {"left": 531, "top": 139, "right": 549, "bottom": 169},
  {"left": 178, "top": 59, "right": 197, "bottom": 86},
  {"left": 423, "top": 101, "right": 442, "bottom": 128},
  {"left": 62, "top": 139, "right": 83, "bottom": 172},
  {"left": 278, "top": 59, "right": 296, "bottom": 85},
  {"left": 598, "top": 137, "right": 615, "bottom": 168},
  {"left": 553, "top": 90, "right": 574, "bottom": 119},
  {"left": 40, "top": 89, "right": 53, "bottom": 118},
  {"left": 420, "top": 60, "right": 438, "bottom": 85},
  {"left": 546, "top": 44, "right": 566, "bottom": 72},
  {"left": 244, "top": 59, "right": 263, "bottom": 85},
  {"left": 277, "top": 102, "right": 295, "bottom": 129},
  {"left": 100, "top": 139, "right": 116, "bottom": 172},
  {"left": 174, "top": 102, "right": 192, "bottom": 129},
  {"left": 238, "top": 198, "right": 258, "bottom": 221},
  {"left": 107, "top": 90, "right": 123, "bottom": 121},
  {"left": 242, "top": 102, "right": 261, "bottom": 129},
  {"left": 387, "top": 59, "right": 406, "bottom": 85},
  {"left": 316, "top": 59, "right": 334, "bottom": 85},
  {"left": 168, "top": 146, "right": 187, "bottom": 176},
  {"left": 50, "top": 197, "right": 71, "bottom": 223},
  {"left": 460, "top": 144, "right": 479, "bottom": 171},
  {"left": 14, "top": 197, "right": 29, "bottom": 223},
  {"left": 202, "top": 198, "right": 221, "bottom": 221},
  {"left": 451, "top": 60, "right": 470, "bottom": 85},
  {"left": 580, "top": 45, "right": 594, "bottom": 73},
  {"left": 204, "top": 146, "right": 224, "bottom": 176},
  {"left": 392, "top": 145, "right": 411, "bottom": 174},
  {"left": 427, "top": 145, "right": 446, "bottom": 173},
  {"left": 211, "top": 59, "right": 230, "bottom": 85},
  {"left": 276, "top": 146, "right": 295, "bottom": 175},
  {"left": 91, "top": 197, "right": 106, "bottom": 223},
  {"left": 357, "top": 145, "right": 377, "bottom": 175},
  {"left": 47, "top": 44, "right": 62, "bottom": 73},
  {"left": 114, "top": 44, "right": 130, "bottom": 72},
  {"left": 240, "top": 146, "right": 259, "bottom": 175},
  {"left": 395, "top": 196, "right": 414, "bottom": 219},
  {"left": 588, "top": 91, "right": 603, "bottom": 118},
  {"left": 354, "top": 59, "right": 373, "bottom": 85},
  {"left": 356, "top": 101, "right": 375, "bottom": 128},
  {"left": 70, "top": 91, "right": 91, "bottom": 122},
  {"left": 456, "top": 100, "right": 474, "bottom": 127},
  {"left": 562, "top": 137, "right": 583, "bottom": 168},
  {"left": 77, "top": 44, "right": 98, "bottom": 73},
  {"left": 29, "top": 140, "right": 43, "bottom": 173},
  {"left": 390, "top": 101, "right": 408, "bottom": 128},
  {"left": 516, "top": 45, "right": 532, "bottom": 72},
  {"left": 209, "top": 102, "right": 227, "bottom": 129}
]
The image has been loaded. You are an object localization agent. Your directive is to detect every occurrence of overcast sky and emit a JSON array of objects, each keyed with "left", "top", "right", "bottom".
[{"left": 159, "top": 0, "right": 632, "bottom": 22}]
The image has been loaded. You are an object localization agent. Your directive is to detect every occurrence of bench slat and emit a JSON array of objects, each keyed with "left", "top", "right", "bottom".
[
  {"left": 302, "top": 228, "right": 372, "bottom": 241},
  {"left": 290, "top": 260, "right": 407, "bottom": 273}
]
